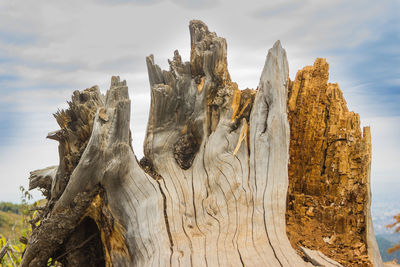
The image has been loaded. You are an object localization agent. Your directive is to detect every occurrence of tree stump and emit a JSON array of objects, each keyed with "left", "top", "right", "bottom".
[{"left": 22, "top": 20, "right": 382, "bottom": 267}]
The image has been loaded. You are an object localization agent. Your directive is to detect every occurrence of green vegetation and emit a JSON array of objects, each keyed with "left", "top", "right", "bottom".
[
  {"left": 0, "top": 202, "right": 22, "bottom": 215},
  {"left": 0, "top": 186, "right": 41, "bottom": 266},
  {"left": 0, "top": 210, "right": 23, "bottom": 243},
  {"left": 0, "top": 208, "right": 25, "bottom": 266}
]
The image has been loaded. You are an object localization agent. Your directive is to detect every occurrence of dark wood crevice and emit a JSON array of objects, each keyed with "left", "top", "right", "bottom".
[{"left": 56, "top": 217, "right": 105, "bottom": 267}]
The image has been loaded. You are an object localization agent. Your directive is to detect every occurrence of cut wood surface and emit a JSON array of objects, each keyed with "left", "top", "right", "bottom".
[{"left": 20, "top": 20, "right": 382, "bottom": 267}]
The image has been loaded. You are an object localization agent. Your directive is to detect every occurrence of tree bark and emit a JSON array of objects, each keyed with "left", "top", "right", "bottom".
[{"left": 21, "top": 20, "right": 381, "bottom": 267}]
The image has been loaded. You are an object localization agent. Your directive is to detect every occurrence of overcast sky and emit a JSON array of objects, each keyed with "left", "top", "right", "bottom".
[{"left": 0, "top": 0, "right": 399, "bottom": 202}]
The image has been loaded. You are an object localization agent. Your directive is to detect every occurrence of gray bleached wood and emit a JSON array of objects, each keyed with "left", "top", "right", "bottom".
[
  {"left": 28, "top": 165, "right": 57, "bottom": 198},
  {"left": 248, "top": 40, "right": 304, "bottom": 266},
  {"left": 142, "top": 21, "right": 341, "bottom": 267},
  {"left": 21, "top": 78, "right": 171, "bottom": 267}
]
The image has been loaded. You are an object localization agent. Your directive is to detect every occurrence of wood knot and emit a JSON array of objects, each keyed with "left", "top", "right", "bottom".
[{"left": 173, "top": 131, "right": 200, "bottom": 170}]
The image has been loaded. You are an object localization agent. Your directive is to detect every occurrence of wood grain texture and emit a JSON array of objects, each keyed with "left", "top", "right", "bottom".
[{"left": 142, "top": 21, "right": 340, "bottom": 266}]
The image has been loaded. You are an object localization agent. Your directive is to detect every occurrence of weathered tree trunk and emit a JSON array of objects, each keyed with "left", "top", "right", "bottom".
[
  {"left": 22, "top": 20, "right": 382, "bottom": 267},
  {"left": 285, "top": 59, "right": 383, "bottom": 267}
]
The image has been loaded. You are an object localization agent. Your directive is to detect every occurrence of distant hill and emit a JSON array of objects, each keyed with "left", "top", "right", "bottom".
[
  {"left": 0, "top": 202, "right": 22, "bottom": 214},
  {"left": 0, "top": 200, "right": 47, "bottom": 243},
  {"left": 0, "top": 203, "right": 23, "bottom": 243},
  {"left": 376, "top": 234, "right": 400, "bottom": 262}
]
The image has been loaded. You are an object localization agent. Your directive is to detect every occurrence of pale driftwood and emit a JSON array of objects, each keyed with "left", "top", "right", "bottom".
[
  {"left": 0, "top": 241, "right": 9, "bottom": 262},
  {"left": 20, "top": 20, "right": 382, "bottom": 267},
  {"left": 300, "top": 247, "right": 344, "bottom": 267},
  {"left": 7, "top": 250, "right": 16, "bottom": 267}
]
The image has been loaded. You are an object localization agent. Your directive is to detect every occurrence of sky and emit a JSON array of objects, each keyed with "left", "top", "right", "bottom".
[{"left": 0, "top": 0, "right": 399, "bottom": 203}]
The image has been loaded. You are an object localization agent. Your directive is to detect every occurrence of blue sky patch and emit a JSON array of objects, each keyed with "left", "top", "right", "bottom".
[{"left": 0, "top": 30, "right": 36, "bottom": 45}]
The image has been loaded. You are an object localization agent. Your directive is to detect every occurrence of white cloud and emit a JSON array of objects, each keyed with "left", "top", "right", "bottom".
[
  {"left": 0, "top": 141, "right": 59, "bottom": 202},
  {"left": 0, "top": 0, "right": 398, "bottom": 202}
]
